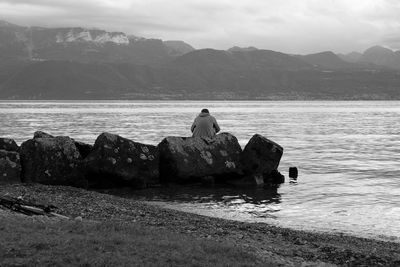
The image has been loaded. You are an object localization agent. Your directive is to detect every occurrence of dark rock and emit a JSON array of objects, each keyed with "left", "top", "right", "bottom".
[
  {"left": 0, "top": 138, "right": 19, "bottom": 152},
  {"left": 240, "top": 134, "right": 283, "bottom": 184},
  {"left": 20, "top": 136, "right": 86, "bottom": 187},
  {"left": 0, "top": 150, "right": 21, "bottom": 184},
  {"left": 264, "top": 170, "right": 285, "bottom": 184},
  {"left": 74, "top": 141, "right": 93, "bottom": 159},
  {"left": 84, "top": 132, "right": 159, "bottom": 188},
  {"left": 289, "top": 167, "right": 298, "bottom": 179},
  {"left": 33, "top": 131, "right": 54, "bottom": 139},
  {"left": 201, "top": 176, "right": 216, "bottom": 187},
  {"left": 158, "top": 133, "right": 242, "bottom": 183},
  {"left": 33, "top": 131, "right": 93, "bottom": 159}
]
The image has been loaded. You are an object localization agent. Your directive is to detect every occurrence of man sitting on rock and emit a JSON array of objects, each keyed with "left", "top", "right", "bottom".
[{"left": 191, "top": 109, "right": 220, "bottom": 138}]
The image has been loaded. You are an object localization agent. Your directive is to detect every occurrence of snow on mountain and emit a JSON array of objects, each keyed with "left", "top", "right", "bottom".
[
  {"left": 56, "top": 29, "right": 129, "bottom": 45},
  {"left": 94, "top": 32, "right": 129, "bottom": 44}
]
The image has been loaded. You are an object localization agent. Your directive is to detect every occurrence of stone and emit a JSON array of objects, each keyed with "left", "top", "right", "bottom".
[
  {"left": 84, "top": 132, "right": 159, "bottom": 188},
  {"left": 0, "top": 138, "right": 19, "bottom": 152},
  {"left": 289, "top": 167, "right": 298, "bottom": 179},
  {"left": 264, "top": 170, "right": 285, "bottom": 184},
  {"left": 0, "top": 150, "right": 21, "bottom": 184},
  {"left": 158, "top": 133, "right": 242, "bottom": 183},
  {"left": 33, "top": 131, "right": 54, "bottom": 139},
  {"left": 20, "top": 136, "right": 86, "bottom": 187},
  {"left": 74, "top": 141, "right": 93, "bottom": 159},
  {"left": 33, "top": 131, "right": 93, "bottom": 159},
  {"left": 241, "top": 134, "right": 284, "bottom": 184}
]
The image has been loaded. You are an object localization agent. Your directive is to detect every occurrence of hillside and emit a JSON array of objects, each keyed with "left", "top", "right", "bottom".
[
  {"left": 0, "top": 20, "right": 174, "bottom": 66},
  {"left": 1, "top": 20, "right": 400, "bottom": 100},
  {"left": 163, "top": 40, "right": 195, "bottom": 56},
  {"left": 360, "top": 46, "right": 400, "bottom": 70},
  {"left": 299, "top": 51, "right": 354, "bottom": 69},
  {"left": 2, "top": 55, "right": 399, "bottom": 100}
]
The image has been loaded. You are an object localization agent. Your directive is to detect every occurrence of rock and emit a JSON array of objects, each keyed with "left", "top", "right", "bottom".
[
  {"left": 240, "top": 134, "right": 284, "bottom": 184},
  {"left": 0, "top": 150, "right": 21, "bottom": 184},
  {"left": 33, "top": 131, "right": 54, "bottom": 139},
  {"left": 33, "top": 131, "right": 93, "bottom": 159},
  {"left": 20, "top": 136, "right": 86, "bottom": 187},
  {"left": 84, "top": 132, "right": 159, "bottom": 188},
  {"left": 0, "top": 138, "right": 19, "bottom": 152},
  {"left": 289, "top": 167, "right": 298, "bottom": 179},
  {"left": 264, "top": 170, "right": 285, "bottom": 184},
  {"left": 158, "top": 133, "right": 242, "bottom": 183},
  {"left": 74, "top": 141, "right": 93, "bottom": 159}
]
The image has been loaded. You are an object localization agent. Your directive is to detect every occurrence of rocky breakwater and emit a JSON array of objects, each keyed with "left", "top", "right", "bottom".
[
  {"left": 158, "top": 133, "right": 243, "bottom": 183},
  {"left": 0, "top": 138, "right": 21, "bottom": 184},
  {"left": 0, "top": 131, "right": 285, "bottom": 188},
  {"left": 83, "top": 132, "right": 159, "bottom": 189}
]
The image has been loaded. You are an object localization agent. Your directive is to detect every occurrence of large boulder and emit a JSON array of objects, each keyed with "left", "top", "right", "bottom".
[
  {"left": 0, "top": 138, "right": 19, "bottom": 152},
  {"left": 0, "top": 150, "right": 21, "bottom": 184},
  {"left": 33, "top": 131, "right": 54, "bottom": 139},
  {"left": 33, "top": 131, "right": 93, "bottom": 159},
  {"left": 20, "top": 136, "right": 86, "bottom": 187},
  {"left": 83, "top": 133, "right": 159, "bottom": 188},
  {"left": 158, "top": 133, "right": 242, "bottom": 183},
  {"left": 240, "top": 134, "right": 283, "bottom": 184}
]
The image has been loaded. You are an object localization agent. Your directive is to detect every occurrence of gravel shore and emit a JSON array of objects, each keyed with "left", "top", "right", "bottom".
[{"left": 1, "top": 184, "right": 399, "bottom": 266}]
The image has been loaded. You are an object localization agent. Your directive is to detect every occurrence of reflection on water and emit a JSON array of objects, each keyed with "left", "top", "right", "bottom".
[
  {"left": 1, "top": 100, "right": 400, "bottom": 242},
  {"left": 103, "top": 184, "right": 282, "bottom": 219}
]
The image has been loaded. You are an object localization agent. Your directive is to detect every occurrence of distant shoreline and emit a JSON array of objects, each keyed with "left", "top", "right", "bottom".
[{"left": 1, "top": 99, "right": 400, "bottom": 102}]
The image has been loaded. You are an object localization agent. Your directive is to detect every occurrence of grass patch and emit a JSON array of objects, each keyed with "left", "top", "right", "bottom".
[{"left": 0, "top": 213, "right": 263, "bottom": 266}]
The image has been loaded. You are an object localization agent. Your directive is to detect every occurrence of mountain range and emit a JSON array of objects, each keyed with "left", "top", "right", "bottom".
[{"left": 0, "top": 20, "right": 400, "bottom": 100}]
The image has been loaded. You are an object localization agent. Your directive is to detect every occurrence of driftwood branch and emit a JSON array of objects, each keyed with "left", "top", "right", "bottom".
[{"left": 0, "top": 195, "right": 69, "bottom": 219}]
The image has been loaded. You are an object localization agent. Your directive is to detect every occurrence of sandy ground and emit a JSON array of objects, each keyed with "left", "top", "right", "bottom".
[{"left": 1, "top": 183, "right": 399, "bottom": 266}]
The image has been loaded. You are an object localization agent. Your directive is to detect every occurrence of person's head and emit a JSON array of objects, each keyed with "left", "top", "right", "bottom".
[{"left": 201, "top": 108, "right": 209, "bottom": 114}]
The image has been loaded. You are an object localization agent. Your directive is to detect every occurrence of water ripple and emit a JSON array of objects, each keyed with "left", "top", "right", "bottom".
[{"left": 1, "top": 100, "right": 400, "bottom": 241}]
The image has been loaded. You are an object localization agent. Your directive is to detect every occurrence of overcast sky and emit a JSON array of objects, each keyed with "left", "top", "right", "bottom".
[{"left": 0, "top": 0, "right": 399, "bottom": 54}]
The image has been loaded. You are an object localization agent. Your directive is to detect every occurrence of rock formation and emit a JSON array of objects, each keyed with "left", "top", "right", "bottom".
[
  {"left": 3, "top": 131, "right": 285, "bottom": 188},
  {"left": 33, "top": 131, "right": 93, "bottom": 159},
  {"left": 0, "top": 138, "right": 19, "bottom": 152},
  {"left": 0, "top": 150, "right": 21, "bottom": 184},
  {"left": 158, "top": 133, "right": 242, "bottom": 183},
  {"left": 33, "top": 131, "right": 54, "bottom": 139},
  {"left": 20, "top": 135, "right": 86, "bottom": 187},
  {"left": 240, "top": 134, "right": 284, "bottom": 184},
  {"left": 84, "top": 133, "right": 159, "bottom": 188}
]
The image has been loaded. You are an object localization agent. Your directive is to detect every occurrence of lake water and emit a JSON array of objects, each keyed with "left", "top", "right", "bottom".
[{"left": 1, "top": 101, "right": 399, "bottom": 242}]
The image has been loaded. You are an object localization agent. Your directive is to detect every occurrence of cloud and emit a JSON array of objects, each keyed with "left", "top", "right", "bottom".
[{"left": 0, "top": 0, "right": 399, "bottom": 53}]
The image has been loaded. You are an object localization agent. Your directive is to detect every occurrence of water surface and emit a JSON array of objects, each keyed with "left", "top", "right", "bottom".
[{"left": 1, "top": 100, "right": 399, "bottom": 242}]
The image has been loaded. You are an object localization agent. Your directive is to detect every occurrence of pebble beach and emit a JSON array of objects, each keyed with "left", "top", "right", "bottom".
[{"left": 1, "top": 184, "right": 399, "bottom": 266}]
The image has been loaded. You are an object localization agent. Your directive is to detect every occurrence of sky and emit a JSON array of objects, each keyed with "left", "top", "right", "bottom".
[{"left": 0, "top": 0, "right": 400, "bottom": 54}]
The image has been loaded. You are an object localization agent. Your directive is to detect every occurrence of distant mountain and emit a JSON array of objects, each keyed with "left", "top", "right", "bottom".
[
  {"left": 163, "top": 40, "right": 195, "bottom": 56},
  {"left": 3, "top": 51, "right": 399, "bottom": 100},
  {"left": 0, "top": 20, "right": 192, "bottom": 65},
  {"left": 298, "top": 51, "right": 353, "bottom": 69},
  {"left": 359, "top": 46, "right": 400, "bottom": 69},
  {"left": 175, "top": 49, "right": 313, "bottom": 71},
  {"left": 1, "top": 20, "right": 400, "bottom": 100},
  {"left": 228, "top": 46, "right": 258, "bottom": 52},
  {"left": 338, "top": 51, "right": 363, "bottom": 63},
  {"left": 0, "top": 61, "right": 132, "bottom": 99}
]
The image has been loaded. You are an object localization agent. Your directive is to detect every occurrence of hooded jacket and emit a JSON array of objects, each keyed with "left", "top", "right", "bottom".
[{"left": 191, "top": 112, "right": 221, "bottom": 138}]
